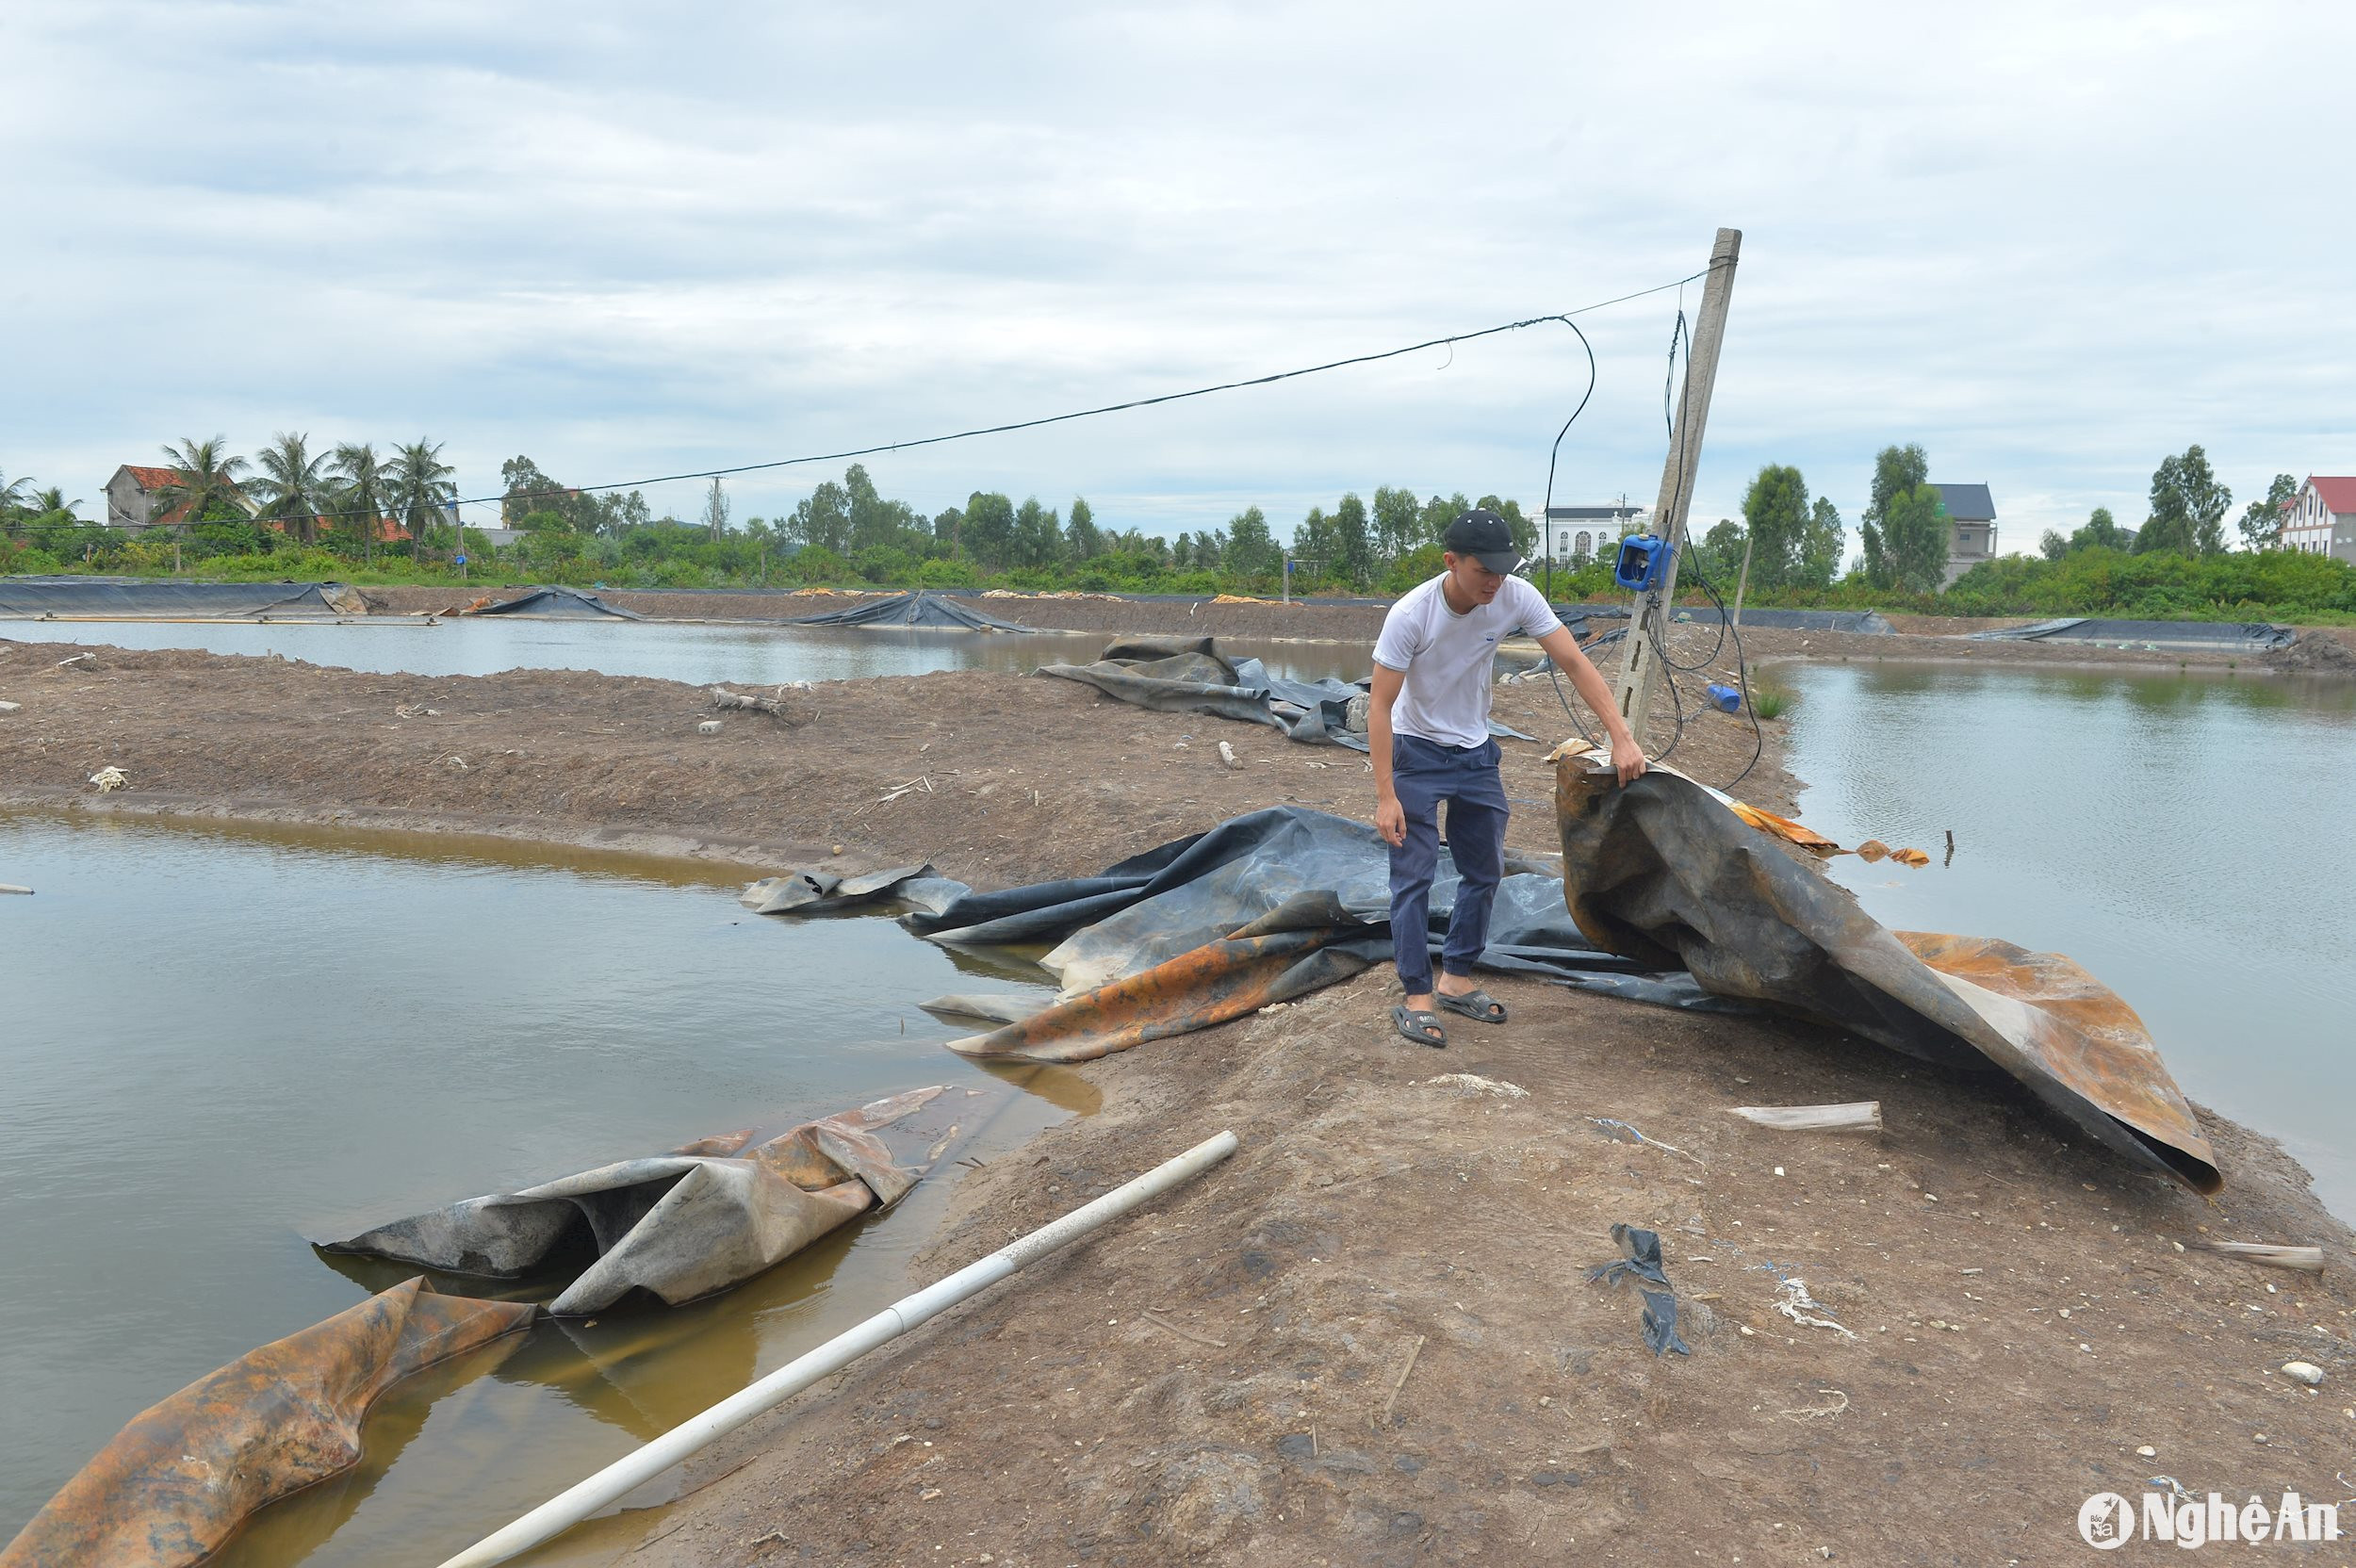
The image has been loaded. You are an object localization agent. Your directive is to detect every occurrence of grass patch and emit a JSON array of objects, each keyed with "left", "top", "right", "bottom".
[{"left": 1749, "top": 683, "right": 1794, "bottom": 720}]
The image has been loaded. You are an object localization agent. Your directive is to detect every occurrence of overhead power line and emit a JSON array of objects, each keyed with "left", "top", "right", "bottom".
[{"left": 8, "top": 267, "right": 1713, "bottom": 534}]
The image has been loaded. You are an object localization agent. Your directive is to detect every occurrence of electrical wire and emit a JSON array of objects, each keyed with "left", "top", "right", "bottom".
[{"left": 8, "top": 271, "right": 1708, "bottom": 538}]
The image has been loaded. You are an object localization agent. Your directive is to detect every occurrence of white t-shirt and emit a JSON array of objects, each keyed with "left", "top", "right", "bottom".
[{"left": 1372, "top": 573, "right": 1562, "bottom": 748}]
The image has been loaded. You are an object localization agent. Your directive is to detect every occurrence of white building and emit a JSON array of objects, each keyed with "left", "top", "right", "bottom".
[
  {"left": 2281, "top": 476, "right": 2355, "bottom": 561},
  {"left": 1540, "top": 502, "right": 1649, "bottom": 565}
]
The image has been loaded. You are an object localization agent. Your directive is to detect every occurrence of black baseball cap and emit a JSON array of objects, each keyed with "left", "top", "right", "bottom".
[{"left": 1442, "top": 509, "right": 1524, "bottom": 575}]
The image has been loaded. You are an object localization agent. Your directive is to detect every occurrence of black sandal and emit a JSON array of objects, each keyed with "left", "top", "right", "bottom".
[
  {"left": 1434, "top": 988, "right": 1507, "bottom": 1024},
  {"left": 1392, "top": 1005, "right": 1448, "bottom": 1048}
]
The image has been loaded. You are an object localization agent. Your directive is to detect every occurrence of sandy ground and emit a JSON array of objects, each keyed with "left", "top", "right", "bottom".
[{"left": 3, "top": 616, "right": 2352, "bottom": 1568}]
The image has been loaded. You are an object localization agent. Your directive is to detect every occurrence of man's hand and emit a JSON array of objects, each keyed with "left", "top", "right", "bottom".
[
  {"left": 1611, "top": 733, "right": 1648, "bottom": 786},
  {"left": 1376, "top": 792, "right": 1406, "bottom": 847}
]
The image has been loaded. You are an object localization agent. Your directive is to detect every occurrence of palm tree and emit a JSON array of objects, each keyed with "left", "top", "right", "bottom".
[
  {"left": 1, "top": 468, "right": 38, "bottom": 521},
  {"left": 386, "top": 438, "right": 458, "bottom": 558},
  {"left": 332, "top": 441, "right": 390, "bottom": 567},
  {"left": 31, "top": 486, "right": 84, "bottom": 518},
  {"left": 246, "top": 433, "right": 335, "bottom": 547},
  {"left": 151, "top": 437, "right": 250, "bottom": 529}
]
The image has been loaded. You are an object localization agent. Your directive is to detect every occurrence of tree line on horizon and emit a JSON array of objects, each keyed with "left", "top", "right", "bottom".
[{"left": 3, "top": 435, "right": 2346, "bottom": 621}]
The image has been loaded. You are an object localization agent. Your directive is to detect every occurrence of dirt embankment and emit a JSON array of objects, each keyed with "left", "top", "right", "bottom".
[{"left": 3, "top": 633, "right": 2351, "bottom": 1567}]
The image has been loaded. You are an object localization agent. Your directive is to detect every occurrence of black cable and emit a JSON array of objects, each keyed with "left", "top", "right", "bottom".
[{"left": 8, "top": 271, "right": 1708, "bottom": 538}]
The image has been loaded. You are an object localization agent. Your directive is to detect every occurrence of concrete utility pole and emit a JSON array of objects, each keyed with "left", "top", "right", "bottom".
[{"left": 1612, "top": 226, "right": 1741, "bottom": 747}]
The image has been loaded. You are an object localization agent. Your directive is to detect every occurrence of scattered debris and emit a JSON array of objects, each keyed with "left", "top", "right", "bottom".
[
  {"left": 0, "top": 700, "right": 21, "bottom": 714},
  {"left": 1780, "top": 1388, "right": 1850, "bottom": 1421},
  {"left": 391, "top": 704, "right": 439, "bottom": 719},
  {"left": 1891, "top": 846, "right": 1931, "bottom": 867},
  {"left": 1423, "top": 1073, "right": 1530, "bottom": 1100},
  {"left": 1727, "top": 1102, "right": 1883, "bottom": 1134},
  {"left": 1140, "top": 1311, "right": 1227, "bottom": 1349},
  {"left": 1771, "top": 1279, "right": 1857, "bottom": 1340},
  {"left": 1592, "top": 1117, "right": 1706, "bottom": 1166},
  {"left": 1218, "top": 740, "right": 1242, "bottom": 770},
  {"left": 697, "top": 720, "right": 723, "bottom": 736},
  {"left": 56, "top": 653, "right": 95, "bottom": 669},
  {"left": 1585, "top": 1224, "right": 1692, "bottom": 1356},
  {"left": 1372, "top": 1334, "right": 1427, "bottom": 1427},
  {"left": 87, "top": 766, "right": 127, "bottom": 793},
  {"left": 2281, "top": 1362, "right": 2326, "bottom": 1387},
  {"left": 2197, "top": 1241, "right": 2326, "bottom": 1273},
  {"left": 0, "top": 883, "right": 32, "bottom": 895}
]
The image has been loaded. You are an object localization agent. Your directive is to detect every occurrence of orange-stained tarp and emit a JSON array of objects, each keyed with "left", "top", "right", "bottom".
[{"left": 0, "top": 1280, "right": 534, "bottom": 1568}]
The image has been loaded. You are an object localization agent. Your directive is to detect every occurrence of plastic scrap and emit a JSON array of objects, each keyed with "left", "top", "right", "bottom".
[
  {"left": 788, "top": 589, "right": 1036, "bottom": 631},
  {"left": 1772, "top": 1278, "right": 1857, "bottom": 1340},
  {"left": 1553, "top": 746, "right": 2220, "bottom": 1193},
  {"left": 741, "top": 862, "right": 937, "bottom": 916},
  {"left": 320, "top": 1087, "right": 946, "bottom": 1314},
  {"left": 1035, "top": 636, "right": 1535, "bottom": 752},
  {"left": 1585, "top": 1224, "right": 1691, "bottom": 1356},
  {"left": 0, "top": 1279, "right": 535, "bottom": 1568},
  {"left": 458, "top": 585, "right": 644, "bottom": 619},
  {"left": 88, "top": 766, "right": 127, "bottom": 792}
]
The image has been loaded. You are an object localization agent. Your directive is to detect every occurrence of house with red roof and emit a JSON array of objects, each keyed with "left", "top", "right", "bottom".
[
  {"left": 104, "top": 464, "right": 256, "bottom": 531},
  {"left": 2281, "top": 476, "right": 2355, "bottom": 562}
]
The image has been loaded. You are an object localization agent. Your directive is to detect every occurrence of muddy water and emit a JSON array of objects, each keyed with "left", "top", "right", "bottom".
[
  {"left": 5, "top": 617, "right": 1378, "bottom": 687},
  {"left": 1778, "top": 661, "right": 2356, "bottom": 1218},
  {"left": 0, "top": 810, "right": 1084, "bottom": 1565}
]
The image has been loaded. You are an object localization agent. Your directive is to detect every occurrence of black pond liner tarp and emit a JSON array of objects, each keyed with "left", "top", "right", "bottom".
[
  {"left": 1967, "top": 616, "right": 2292, "bottom": 652},
  {"left": 789, "top": 589, "right": 1037, "bottom": 631},
  {"left": 4, "top": 1088, "right": 969, "bottom": 1568},
  {"left": 0, "top": 1279, "right": 536, "bottom": 1568},
  {"left": 1547, "top": 745, "right": 2219, "bottom": 1192},
  {"left": 854, "top": 787, "right": 2217, "bottom": 1193},
  {"left": 461, "top": 584, "right": 645, "bottom": 619},
  {"left": 0, "top": 575, "right": 365, "bottom": 619},
  {"left": 1546, "top": 605, "right": 1894, "bottom": 635},
  {"left": 1034, "top": 636, "right": 1536, "bottom": 751},
  {"left": 318, "top": 1087, "right": 945, "bottom": 1315}
]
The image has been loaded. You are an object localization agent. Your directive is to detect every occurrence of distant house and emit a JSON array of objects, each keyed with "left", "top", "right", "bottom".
[
  {"left": 1541, "top": 502, "right": 1649, "bottom": 565},
  {"left": 104, "top": 464, "right": 256, "bottom": 531},
  {"left": 2281, "top": 476, "right": 2356, "bottom": 562},
  {"left": 1931, "top": 482, "right": 1999, "bottom": 586}
]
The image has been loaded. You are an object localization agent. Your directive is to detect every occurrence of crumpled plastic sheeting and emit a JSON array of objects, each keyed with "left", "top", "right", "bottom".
[
  {"left": 0, "top": 575, "right": 361, "bottom": 620},
  {"left": 461, "top": 585, "right": 645, "bottom": 619},
  {"left": 1584, "top": 1224, "right": 1691, "bottom": 1357},
  {"left": 908, "top": 808, "right": 1641, "bottom": 1063},
  {"left": 321, "top": 1088, "right": 943, "bottom": 1314},
  {"left": 1035, "top": 636, "right": 1534, "bottom": 751},
  {"left": 1551, "top": 748, "right": 2221, "bottom": 1192},
  {"left": 789, "top": 590, "right": 1036, "bottom": 631},
  {"left": 742, "top": 862, "right": 935, "bottom": 915},
  {"left": 0, "top": 1279, "right": 534, "bottom": 1568}
]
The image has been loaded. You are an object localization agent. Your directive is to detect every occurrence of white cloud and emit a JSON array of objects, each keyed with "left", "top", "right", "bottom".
[{"left": 5, "top": 0, "right": 2349, "bottom": 547}]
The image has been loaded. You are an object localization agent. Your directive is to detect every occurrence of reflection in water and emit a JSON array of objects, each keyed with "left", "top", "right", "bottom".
[
  {"left": 0, "top": 809, "right": 1078, "bottom": 1567},
  {"left": 1780, "top": 662, "right": 2356, "bottom": 1217},
  {"left": 5, "top": 617, "right": 1379, "bottom": 687}
]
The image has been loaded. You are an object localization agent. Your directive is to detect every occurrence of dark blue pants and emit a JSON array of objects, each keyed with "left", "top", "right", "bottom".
[{"left": 1387, "top": 734, "right": 1508, "bottom": 996}]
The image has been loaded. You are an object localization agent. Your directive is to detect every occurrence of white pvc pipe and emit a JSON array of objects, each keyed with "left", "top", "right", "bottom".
[{"left": 434, "top": 1128, "right": 1240, "bottom": 1568}]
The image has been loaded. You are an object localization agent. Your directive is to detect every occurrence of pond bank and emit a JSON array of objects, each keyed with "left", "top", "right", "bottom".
[{"left": 4, "top": 634, "right": 2352, "bottom": 1566}]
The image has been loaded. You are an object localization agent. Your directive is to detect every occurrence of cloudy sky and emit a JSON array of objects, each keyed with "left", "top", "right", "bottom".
[{"left": 7, "top": 1, "right": 2350, "bottom": 557}]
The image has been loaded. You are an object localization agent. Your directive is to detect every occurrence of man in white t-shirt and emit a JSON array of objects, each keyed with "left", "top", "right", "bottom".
[{"left": 1370, "top": 508, "right": 1646, "bottom": 1047}]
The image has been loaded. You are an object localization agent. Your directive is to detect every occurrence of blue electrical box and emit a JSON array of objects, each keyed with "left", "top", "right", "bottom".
[{"left": 1613, "top": 534, "right": 1675, "bottom": 593}]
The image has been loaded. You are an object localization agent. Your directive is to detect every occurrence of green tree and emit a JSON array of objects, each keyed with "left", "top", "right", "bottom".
[
  {"left": 2039, "top": 530, "right": 2070, "bottom": 562},
  {"left": 151, "top": 437, "right": 251, "bottom": 532},
  {"left": 1225, "top": 505, "right": 1277, "bottom": 578},
  {"left": 2067, "top": 506, "right": 2131, "bottom": 553},
  {"left": 1370, "top": 485, "right": 1419, "bottom": 564},
  {"left": 2238, "top": 473, "right": 2297, "bottom": 551},
  {"left": 2137, "top": 446, "right": 2231, "bottom": 557},
  {"left": 31, "top": 486, "right": 84, "bottom": 520},
  {"left": 790, "top": 480, "right": 854, "bottom": 554},
  {"left": 1065, "top": 496, "right": 1103, "bottom": 560},
  {"left": 1419, "top": 491, "right": 1471, "bottom": 547},
  {"left": 958, "top": 492, "right": 1015, "bottom": 566},
  {"left": 248, "top": 433, "right": 335, "bottom": 547},
  {"left": 1739, "top": 464, "right": 1809, "bottom": 589},
  {"left": 332, "top": 442, "right": 391, "bottom": 564},
  {"left": 499, "top": 456, "right": 565, "bottom": 527},
  {"left": 1333, "top": 492, "right": 1372, "bottom": 584},
  {"left": 1291, "top": 505, "right": 1336, "bottom": 578},
  {"left": 1883, "top": 483, "right": 1951, "bottom": 593},
  {"left": 0, "top": 468, "right": 34, "bottom": 518},
  {"left": 387, "top": 439, "right": 458, "bottom": 553},
  {"left": 1798, "top": 496, "right": 1844, "bottom": 590},
  {"left": 1011, "top": 497, "right": 1063, "bottom": 567},
  {"left": 1857, "top": 443, "right": 1929, "bottom": 588},
  {"left": 1695, "top": 518, "right": 1747, "bottom": 583}
]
